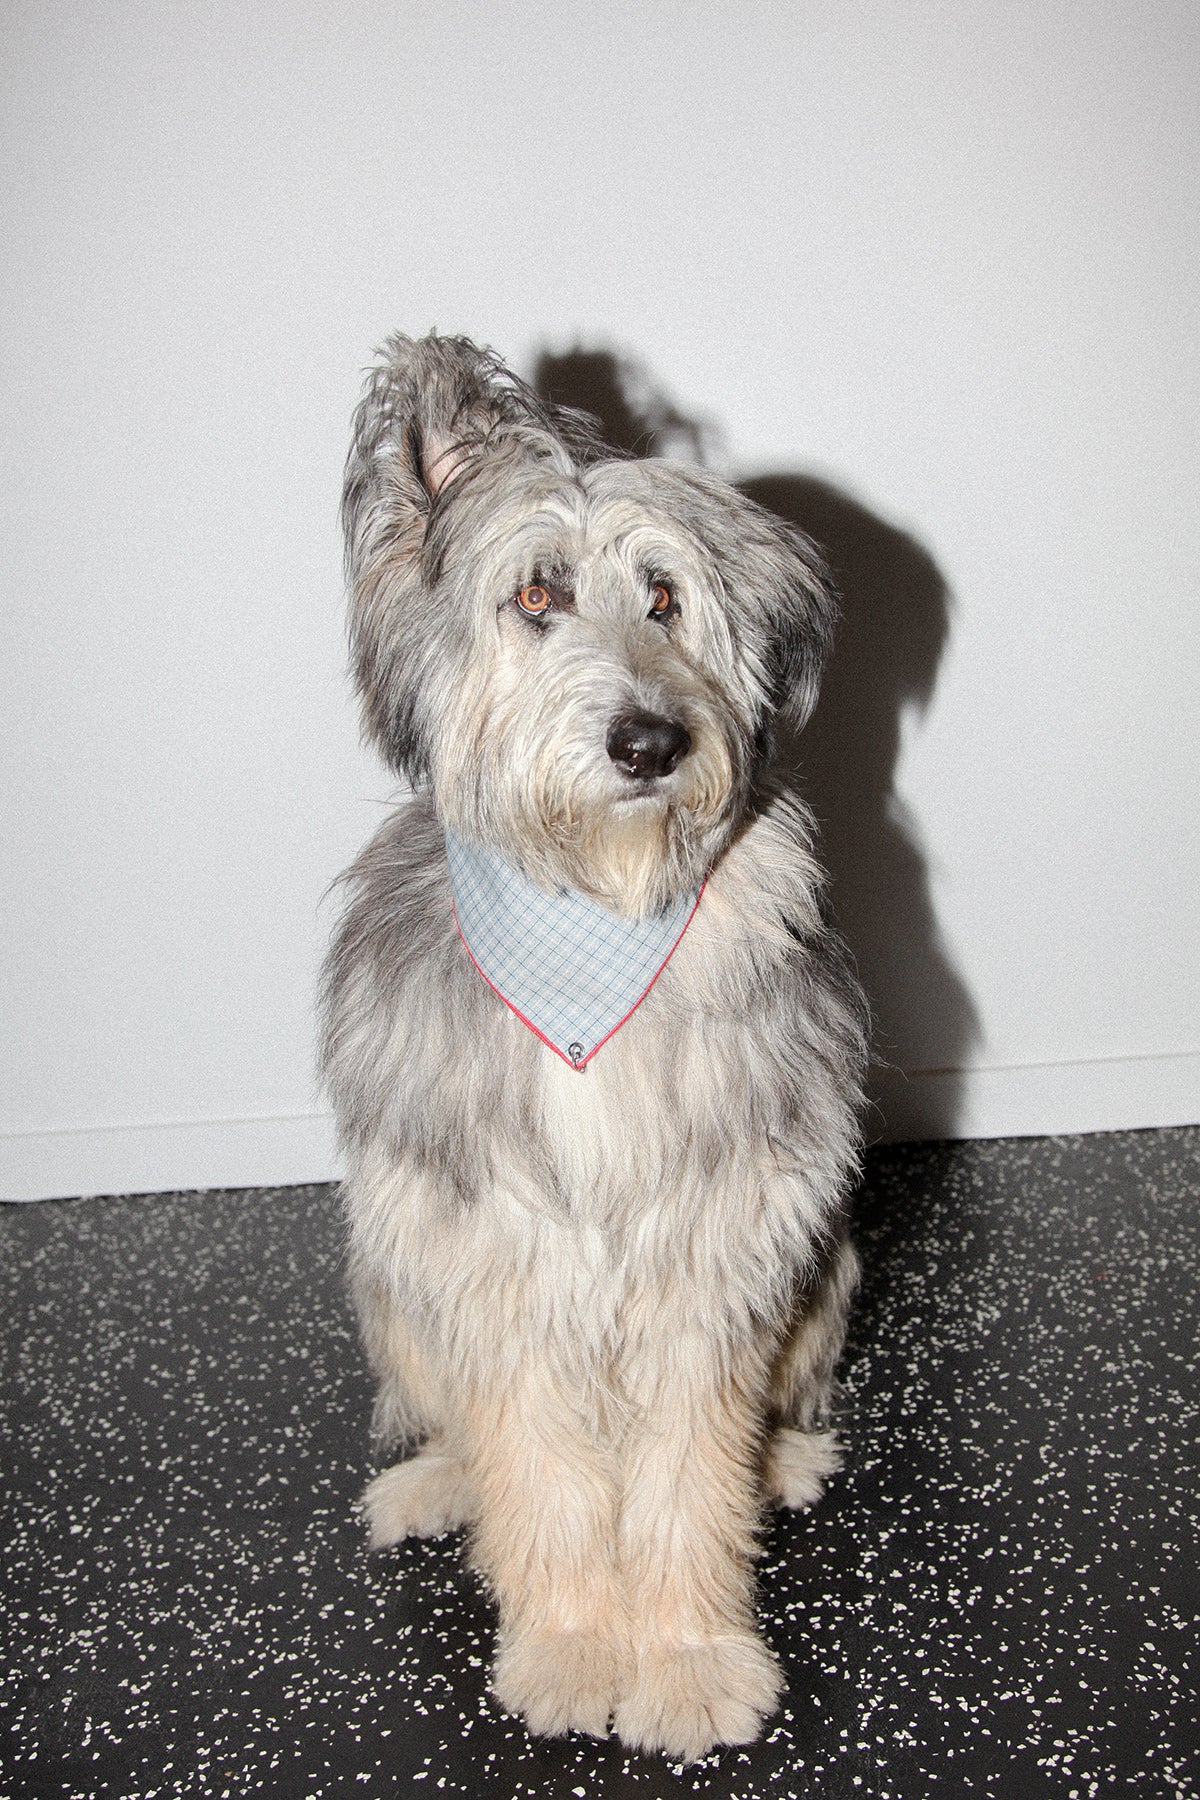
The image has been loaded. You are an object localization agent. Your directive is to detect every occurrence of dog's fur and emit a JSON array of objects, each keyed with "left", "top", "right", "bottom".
[{"left": 320, "top": 334, "right": 868, "bottom": 1760}]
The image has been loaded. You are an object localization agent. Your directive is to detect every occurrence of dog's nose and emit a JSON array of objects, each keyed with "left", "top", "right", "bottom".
[{"left": 606, "top": 711, "right": 692, "bottom": 780}]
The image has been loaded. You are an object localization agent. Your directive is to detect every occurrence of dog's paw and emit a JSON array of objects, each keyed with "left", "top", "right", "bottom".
[
  {"left": 613, "top": 1632, "right": 783, "bottom": 1762},
  {"left": 764, "top": 1426, "right": 843, "bottom": 1510},
  {"left": 491, "top": 1627, "right": 628, "bottom": 1741},
  {"left": 361, "top": 1445, "right": 473, "bottom": 1547}
]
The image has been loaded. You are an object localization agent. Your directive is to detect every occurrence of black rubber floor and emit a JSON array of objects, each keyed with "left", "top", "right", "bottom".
[{"left": 2, "top": 1129, "right": 1197, "bottom": 1798}]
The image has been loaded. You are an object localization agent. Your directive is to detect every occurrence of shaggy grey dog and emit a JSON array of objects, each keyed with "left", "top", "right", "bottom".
[{"left": 321, "top": 334, "right": 868, "bottom": 1760}]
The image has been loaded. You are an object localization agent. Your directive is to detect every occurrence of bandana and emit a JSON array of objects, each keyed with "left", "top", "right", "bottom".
[{"left": 445, "top": 829, "right": 702, "bottom": 1070}]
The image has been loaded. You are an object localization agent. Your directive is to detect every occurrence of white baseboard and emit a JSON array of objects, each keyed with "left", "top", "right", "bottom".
[
  {"left": 3, "top": 1052, "right": 1197, "bottom": 1201},
  {"left": 0, "top": 1112, "right": 340, "bottom": 1203},
  {"left": 873, "top": 1049, "right": 1200, "bottom": 1143}
]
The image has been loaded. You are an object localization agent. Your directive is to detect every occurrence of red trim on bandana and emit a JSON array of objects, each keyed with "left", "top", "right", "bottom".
[{"left": 450, "top": 880, "right": 705, "bottom": 1070}]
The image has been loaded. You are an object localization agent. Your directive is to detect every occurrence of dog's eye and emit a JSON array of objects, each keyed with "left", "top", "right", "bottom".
[
  {"left": 649, "top": 583, "right": 676, "bottom": 620},
  {"left": 515, "top": 583, "right": 553, "bottom": 616}
]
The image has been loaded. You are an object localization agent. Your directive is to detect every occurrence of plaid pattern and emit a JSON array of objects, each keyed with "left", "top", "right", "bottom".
[{"left": 445, "top": 830, "right": 702, "bottom": 1070}]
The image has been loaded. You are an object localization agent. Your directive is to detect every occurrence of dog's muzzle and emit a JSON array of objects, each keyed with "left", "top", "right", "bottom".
[{"left": 606, "top": 711, "right": 692, "bottom": 781}]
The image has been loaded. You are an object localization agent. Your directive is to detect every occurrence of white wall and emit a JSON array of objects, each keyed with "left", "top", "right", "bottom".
[{"left": 3, "top": 0, "right": 1197, "bottom": 1199}]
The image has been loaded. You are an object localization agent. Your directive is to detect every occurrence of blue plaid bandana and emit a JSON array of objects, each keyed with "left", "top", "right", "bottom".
[{"left": 445, "top": 829, "right": 703, "bottom": 1070}]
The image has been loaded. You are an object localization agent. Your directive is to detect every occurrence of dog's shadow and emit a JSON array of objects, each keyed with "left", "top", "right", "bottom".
[{"left": 534, "top": 346, "right": 980, "bottom": 1142}]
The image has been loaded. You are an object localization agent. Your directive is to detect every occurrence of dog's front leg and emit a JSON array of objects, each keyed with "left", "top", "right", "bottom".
[
  {"left": 613, "top": 1326, "right": 782, "bottom": 1760},
  {"left": 466, "top": 1359, "right": 630, "bottom": 1740}
]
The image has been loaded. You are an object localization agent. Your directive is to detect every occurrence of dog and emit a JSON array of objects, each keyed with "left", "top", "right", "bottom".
[{"left": 320, "top": 334, "right": 868, "bottom": 1760}]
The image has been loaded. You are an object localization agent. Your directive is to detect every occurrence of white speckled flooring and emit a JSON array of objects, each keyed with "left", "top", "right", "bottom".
[{"left": 1, "top": 1129, "right": 1197, "bottom": 1798}]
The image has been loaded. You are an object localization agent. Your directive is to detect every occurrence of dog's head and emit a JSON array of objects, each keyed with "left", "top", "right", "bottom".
[{"left": 342, "top": 334, "right": 834, "bottom": 915}]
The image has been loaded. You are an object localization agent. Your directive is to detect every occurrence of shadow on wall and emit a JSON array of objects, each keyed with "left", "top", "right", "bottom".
[{"left": 534, "top": 346, "right": 980, "bottom": 1142}]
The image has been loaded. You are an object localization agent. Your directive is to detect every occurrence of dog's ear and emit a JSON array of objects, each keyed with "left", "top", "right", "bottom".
[
  {"left": 714, "top": 490, "right": 836, "bottom": 744},
  {"left": 343, "top": 333, "right": 596, "bottom": 552},
  {"left": 344, "top": 335, "right": 536, "bottom": 575},
  {"left": 763, "top": 518, "right": 837, "bottom": 737},
  {"left": 341, "top": 335, "right": 596, "bottom": 780}
]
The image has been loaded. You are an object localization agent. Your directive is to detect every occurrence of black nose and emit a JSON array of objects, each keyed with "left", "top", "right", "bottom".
[{"left": 606, "top": 711, "right": 692, "bottom": 780}]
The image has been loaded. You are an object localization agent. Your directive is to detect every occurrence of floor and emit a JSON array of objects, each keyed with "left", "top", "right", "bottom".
[{"left": 1, "top": 1129, "right": 1197, "bottom": 1799}]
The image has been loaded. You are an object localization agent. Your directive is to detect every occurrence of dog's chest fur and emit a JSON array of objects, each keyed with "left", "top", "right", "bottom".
[{"left": 326, "top": 792, "right": 859, "bottom": 1350}]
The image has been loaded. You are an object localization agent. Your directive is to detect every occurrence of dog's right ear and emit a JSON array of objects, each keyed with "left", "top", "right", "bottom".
[
  {"left": 344, "top": 334, "right": 527, "bottom": 577},
  {"left": 341, "top": 334, "right": 595, "bottom": 780}
]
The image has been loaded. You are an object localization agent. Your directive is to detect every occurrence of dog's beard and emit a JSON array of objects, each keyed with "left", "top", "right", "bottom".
[
  {"left": 435, "top": 710, "right": 742, "bottom": 918},
  {"left": 552, "top": 792, "right": 717, "bottom": 917}
]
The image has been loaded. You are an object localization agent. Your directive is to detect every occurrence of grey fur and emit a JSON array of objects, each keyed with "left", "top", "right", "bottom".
[{"left": 321, "top": 334, "right": 868, "bottom": 1760}]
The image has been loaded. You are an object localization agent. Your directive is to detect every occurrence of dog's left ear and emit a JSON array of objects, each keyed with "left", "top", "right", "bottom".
[
  {"left": 735, "top": 501, "right": 837, "bottom": 739},
  {"left": 770, "top": 521, "right": 837, "bottom": 734}
]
